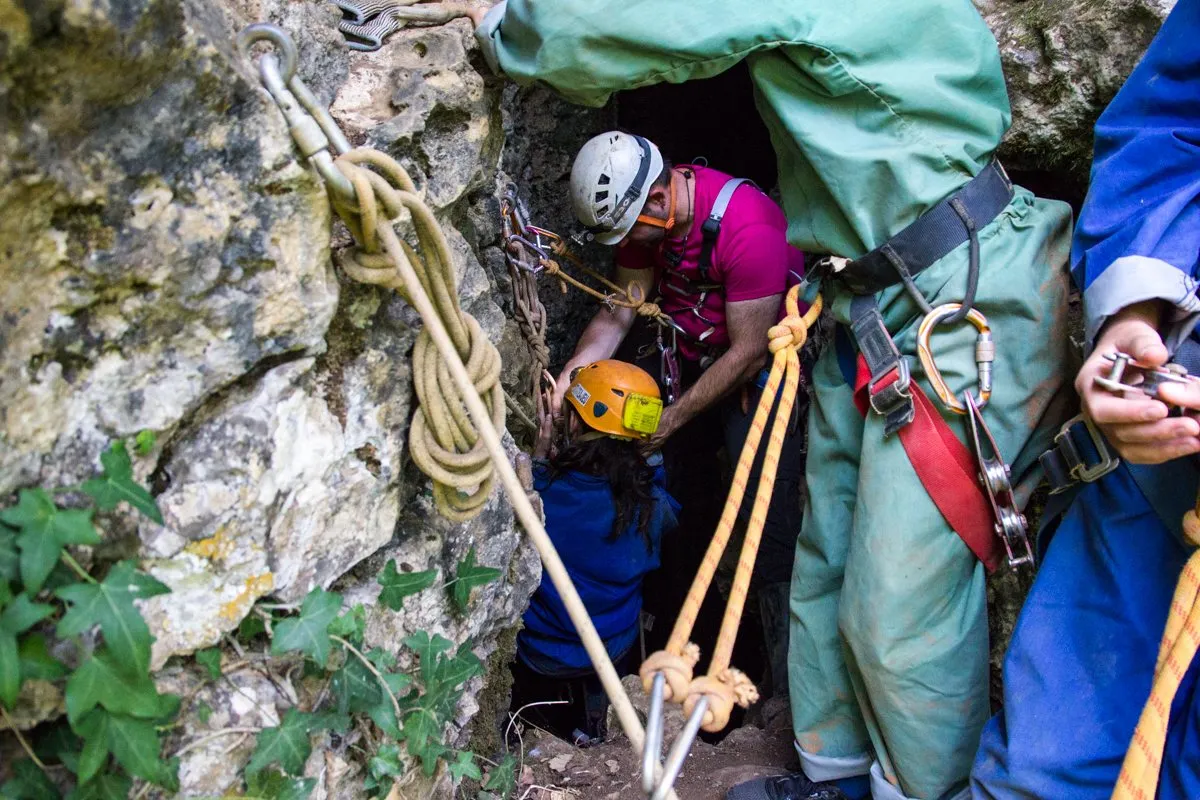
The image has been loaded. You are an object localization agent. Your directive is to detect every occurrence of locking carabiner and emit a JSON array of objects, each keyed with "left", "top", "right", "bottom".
[{"left": 916, "top": 303, "right": 994, "bottom": 415}]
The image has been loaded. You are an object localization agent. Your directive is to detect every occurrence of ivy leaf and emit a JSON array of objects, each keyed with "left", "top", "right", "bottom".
[
  {"left": 0, "top": 760, "right": 58, "bottom": 800},
  {"left": 330, "top": 656, "right": 381, "bottom": 715},
  {"left": 326, "top": 603, "right": 365, "bottom": 644},
  {"left": 246, "top": 709, "right": 314, "bottom": 778},
  {"left": 482, "top": 753, "right": 518, "bottom": 798},
  {"left": 238, "top": 613, "right": 267, "bottom": 641},
  {"left": 377, "top": 561, "right": 438, "bottom": 611},
  {"left": 56, "top": 561, "right": 170, "bottom": 676},
  {"left": 196, "top": 701, "right": 213, "bottom": 724},
  {"left": 450, "top": 547, "right": 501, "bottom": 613},
  {"left": 448, "top": 750, "right": 482, "bottom": 783},
  {"left": 1, "top": 593, "right": 55, "bottom": 634},
  {"left": 80, "top": 441, "right": 163, "bottom": 524},
  {"left": 401, "top": 630, "right": 453, "bottom": 683},
  {"left": 270, "top": 588, "right": 341, "bottom": 668},
  {"left": 366, "top": 647, "right": 396, "bottom": 671},
  {"left": 433, "top": 640, "right": 483, "bottom": 691},
  {"left": 65, "top": 649, "right": 170, "bottom": 724},
  {"left": 66, "top": 772, "right": 132, "bottom": 800},
  {"left": 399, "top": 709, "right": 447, "bottom": 775},
  {"left": 0, "top": 631, "right": 17, "bottom": 709},
  {"left": 194, "top": 647, "right": 222, "bottom": 680},
  {"left": 244, "top": 769, "right": 316, "bottom": 800},
  {"left": 105, "top": 712, "right": 179, "bottom": 789},
  {"left": 0, "top": 525, "right": 18, "bottom": 584},
  {"left": 19, "top": 634, "right": 68, "bottom": 681},
  {"left": 133, "top": 430, "right": 156, "bottom": 457},
  {"left": 1, "top": 489, "right": 101, "bottom": 594},
  {"left": 306, "top": 710, "right": 351, "bottom": 734},
  {"left": 75, "top": 708, "right": 112, "bottom": 784}
]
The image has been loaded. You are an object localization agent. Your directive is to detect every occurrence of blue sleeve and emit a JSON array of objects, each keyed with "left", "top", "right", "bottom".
[{"left": 1071, "top": 0, "right": 1200, "bottom": 352}]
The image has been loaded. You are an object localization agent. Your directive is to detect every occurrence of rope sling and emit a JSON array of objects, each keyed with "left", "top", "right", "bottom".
[
  {"left": 640, "top": 287, "right": 822, "bottom": 798},
  {"left": 1112, "top": 489, "right": 1200, "bottom": 800},
  {"left": 235, "top": 25, "right": 681, "bottom": 799}
]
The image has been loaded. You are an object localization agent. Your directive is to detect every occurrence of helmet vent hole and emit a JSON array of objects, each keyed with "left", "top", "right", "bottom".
[
  {"left": 593, "top": 402, "right": 608, "bottom": 418},
  {"left": 598, "top": 173, "right": 611, "bottom": 185},
  {"left": 594, "top": 190, "right": 609, "bottom": 202},
  {"left": 611, "top": 389, "right": 625, "bottom": 397}
]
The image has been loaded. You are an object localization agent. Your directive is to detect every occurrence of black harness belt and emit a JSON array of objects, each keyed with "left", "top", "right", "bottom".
[{"left": 832, "top": 161, "right": 1014, "bottom": 297}]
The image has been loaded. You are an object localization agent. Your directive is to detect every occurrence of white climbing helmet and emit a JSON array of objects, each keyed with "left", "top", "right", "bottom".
[{"left": 569, "top": 131, "right": 664, "bottom": 246}]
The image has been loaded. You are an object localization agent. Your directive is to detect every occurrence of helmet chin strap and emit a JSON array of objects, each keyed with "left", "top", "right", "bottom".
[{"left": 635, "top": 170, "right": 679, "bottom": 232}]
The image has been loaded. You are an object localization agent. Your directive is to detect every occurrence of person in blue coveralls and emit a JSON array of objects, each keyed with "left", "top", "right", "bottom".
[
  {"left": 510, "top": 360, "right": 679, "bottom": 744},
  {"left": 972, "top": 1, "right": 1200, "bottom": 797}
]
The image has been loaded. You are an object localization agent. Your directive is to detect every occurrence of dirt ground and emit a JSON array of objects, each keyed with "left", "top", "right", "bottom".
[{"left": 504, "top": 677, "right": 797, "bottom": 800}]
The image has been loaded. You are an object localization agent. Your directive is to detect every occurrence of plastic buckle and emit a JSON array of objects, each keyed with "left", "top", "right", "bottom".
[{"left": 1051, "top": 414, "right": 1120, "bottom": 491}]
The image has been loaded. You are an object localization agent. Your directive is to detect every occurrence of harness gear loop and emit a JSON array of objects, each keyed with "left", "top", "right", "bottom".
[
  {"left": 238, "top": 26, "right": 677, "bottom": 798},
  {"left": 915, "top": 303, "right": 994, "bottom": 414},
  {"left": 1113, "top": 489, "right": 1200, "bottom": 800}
]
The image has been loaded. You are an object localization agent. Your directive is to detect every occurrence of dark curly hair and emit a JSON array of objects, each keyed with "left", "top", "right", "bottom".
[{"left": 546, "top": 408, "right": 658, "bottom": 553}]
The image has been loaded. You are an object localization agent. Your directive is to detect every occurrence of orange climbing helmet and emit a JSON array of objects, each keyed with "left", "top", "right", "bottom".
[{"left": 565, "top": 360, "right": 663, "bottom": 440}]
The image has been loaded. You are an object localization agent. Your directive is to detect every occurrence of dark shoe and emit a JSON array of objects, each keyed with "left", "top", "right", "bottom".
[{"left": 726, "top": 773, "right": 852, "bottom": 800}]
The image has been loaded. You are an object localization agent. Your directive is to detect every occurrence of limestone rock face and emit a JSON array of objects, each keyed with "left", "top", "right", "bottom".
[
  {"left": 1, "top": 1, "right": 539, "bottom": 795},
  {"left": 981, "top": 0, "right": 1176, "bottom": 181}
]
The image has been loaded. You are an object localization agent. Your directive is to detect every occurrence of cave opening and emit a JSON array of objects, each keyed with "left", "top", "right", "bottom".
[{"left": 613, "top": 64, "right": 787, "bottom": 741}]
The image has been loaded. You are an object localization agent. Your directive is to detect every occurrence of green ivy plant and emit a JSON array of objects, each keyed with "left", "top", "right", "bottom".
[
  {"left": 0, "top": 440, "right": 180, "bottom": 799},
  {"left": 0, "top": 438, "right": 513, "bottom": 800},
  {"left": 243, "top": 545, "right": 506, "bottom": 799}
]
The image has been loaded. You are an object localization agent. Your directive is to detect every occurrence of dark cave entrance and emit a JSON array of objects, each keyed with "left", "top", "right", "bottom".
[{"left": 614, "top": 64, "right": 787, "bottom": 740}]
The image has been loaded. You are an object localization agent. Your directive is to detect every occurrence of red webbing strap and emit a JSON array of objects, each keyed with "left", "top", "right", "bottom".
[{"left": 853, "top": 355, "right": 1001, "bottom": 572}]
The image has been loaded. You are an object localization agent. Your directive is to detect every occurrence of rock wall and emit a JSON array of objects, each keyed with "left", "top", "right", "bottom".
[{"left": 0, "top": 0, "right": 1174, "bottom": 795}]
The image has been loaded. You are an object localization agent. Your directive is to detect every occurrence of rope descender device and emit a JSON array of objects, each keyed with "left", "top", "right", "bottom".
[
  {"left": 916, "top": 303, "right": 1032, "bottom": 567},
  {"left": 1094, "top": 350, "right": 1197, "bottom": 404},
  {"left": 640, "top": 288, "right": 822, "bottom": 800},
  {"left": 236, "top": 23, "right": 682, "bottom": 798}
]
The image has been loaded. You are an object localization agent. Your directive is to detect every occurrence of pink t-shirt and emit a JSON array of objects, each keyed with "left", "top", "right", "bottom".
[{"left": 617, "top": 166, "right": 805, "bottom": 361}]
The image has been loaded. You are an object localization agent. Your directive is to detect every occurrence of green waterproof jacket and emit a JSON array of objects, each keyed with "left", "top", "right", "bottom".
[{"left": 476, "top": 0, "right": 1012, "bottom": 259}]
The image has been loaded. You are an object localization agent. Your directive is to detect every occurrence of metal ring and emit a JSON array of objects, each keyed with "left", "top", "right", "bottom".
[
  {"left": 916, "top": 302, "right": 992, "bottom": 415},
  {"left": 236, "top": 23, "right": 299, "bottom": 84}
]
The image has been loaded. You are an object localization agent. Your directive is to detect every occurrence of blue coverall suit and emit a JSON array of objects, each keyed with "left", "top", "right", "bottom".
[{"left": 971, "top": 1, "right": 1200, "bottom": 796}]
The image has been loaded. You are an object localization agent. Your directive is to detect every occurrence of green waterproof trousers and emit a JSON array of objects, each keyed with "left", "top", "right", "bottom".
[{"left": 791, "top": 188, "right": 1074, "bottom": 799}]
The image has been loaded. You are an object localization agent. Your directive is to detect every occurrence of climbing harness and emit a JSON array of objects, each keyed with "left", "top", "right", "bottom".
[
  {"left": 808, "top": 157, "right": 1030, "bottom": 571},
  {"left": 332, "top": 0, "right": 474, "bottom": 52},
  {"left": 1113, "top": 486, "right": 1200, "bottom": 800},
  {"left": 640, "top": 286, "right": 822, "bottom": 800},
  {"left": 236, "top": 26, "right": 678, "bottom": 797}
]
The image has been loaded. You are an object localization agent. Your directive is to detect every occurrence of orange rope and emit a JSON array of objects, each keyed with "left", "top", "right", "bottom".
[
  {"left": 641, "top": 286, "right": 822, "bottom": 731},
  {"left": 1112, "top": 490, "right": 1200, "bottom": 799}
]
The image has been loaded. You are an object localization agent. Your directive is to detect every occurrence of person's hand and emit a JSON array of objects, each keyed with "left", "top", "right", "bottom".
[
  {"left": 1077, "top": 300, "right": 1200, "bottom": 464},
  {"left": 641, "top": 405, "right": 683, "bottom": 455},
  {"left": 551, "top": 367, "right": 574, "bottom": 417},
  {"left": 465, "top": 2, "right": 497, "bottom": 27}
]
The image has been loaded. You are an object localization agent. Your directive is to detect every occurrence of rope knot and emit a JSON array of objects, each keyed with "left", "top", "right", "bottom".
[
  {"left": 636, "top": 301, "right": 662, "bottom": 318},
  {"left": 641, "top": 646, "right": 700, "bottom": 703},
  {"left": 767, "top": 314, "right": 809, "bottom": 354},
  {"left": 684, "top": 675, "right": 737, "bottom": 733}
]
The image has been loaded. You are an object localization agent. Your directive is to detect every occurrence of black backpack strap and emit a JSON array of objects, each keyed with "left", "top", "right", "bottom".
[{"left": 698, "top": 178, "right": 752, "bottom": 282}]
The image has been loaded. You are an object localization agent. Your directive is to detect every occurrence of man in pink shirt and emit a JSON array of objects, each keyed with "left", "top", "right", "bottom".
[{"left": 554, "top": 131, "right": 807, "bottom": 695}]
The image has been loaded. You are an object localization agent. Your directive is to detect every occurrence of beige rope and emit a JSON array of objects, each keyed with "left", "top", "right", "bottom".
[
  {"left": 642, "top": 288, "right": 823, "bottom": 732},
  {"left": 330, "top": 148, "right": 504, "bottom": 522},
  {"left": 320, "top": 145, "right": 679, "bottom": 798}
]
